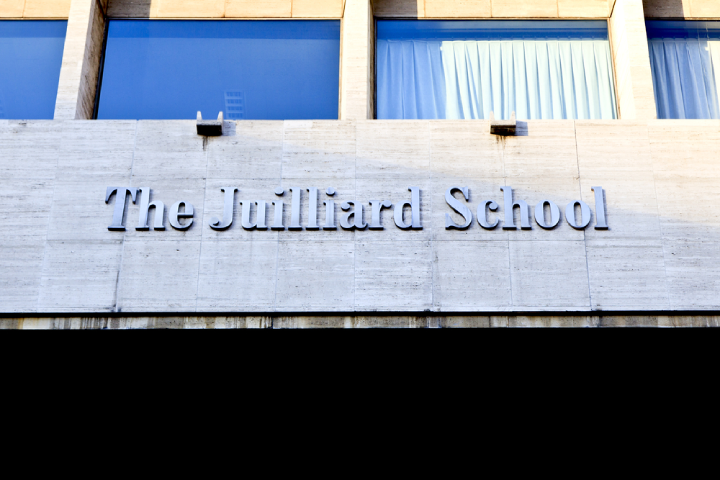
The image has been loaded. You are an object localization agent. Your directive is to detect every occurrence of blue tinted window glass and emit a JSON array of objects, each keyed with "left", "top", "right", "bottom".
[
  {"left": 376, "top": 20, "right": 616, "bottom": 120},
  {"left": 646, "top": 21, "right": 720, "bottom": 119},
  {"left": 0, "top": 21, "right": 67, "bottom": 120},
  {"left": 97, "top": 20, "right": 341, "bottom": 120}
]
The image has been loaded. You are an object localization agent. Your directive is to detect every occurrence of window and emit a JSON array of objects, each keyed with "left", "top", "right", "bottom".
[
  {"left": 647, "top": 21, "right": 720, "bottom": 119},
  {"left": 0, "top": 21, "right": 67, "bottom": 120},
  {"left": 97, "top": 20, "right": 341, "bottom": 120},
  {"left": 377, "top": 20, "right": 617, "bottom": 120}
]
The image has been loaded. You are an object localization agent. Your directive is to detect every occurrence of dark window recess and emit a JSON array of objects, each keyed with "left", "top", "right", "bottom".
[{"left": 96, "top": 20, "right": 341, "bottom": 120}]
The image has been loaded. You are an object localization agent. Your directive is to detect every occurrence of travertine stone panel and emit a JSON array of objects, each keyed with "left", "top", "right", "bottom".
[
  {"left": 293, "top": 0, "right": 344, "bottom": 17},
  {"left": 38, "top": 240, "right": 123, "bottom": 312},
  {"left": 430, "top": 121, "right": 504, "bottom": 178},
  {"left": 558, "top": 0, "right": 609, "bottom": 17},
  {"left": 55, "top": 121, "right": 136, "bottom": 180},
  {"left": 509, "top": 240, "right": 591, "bottom": 309},
  {"left": 341, "top": 0, "right": 373, "bottom": 120},
  {"left": 355, "top": 241, "right": 432, "bottom": 309},
  {"left": 197, "top": 240, "right": 278, "bottom": 311},
  {"left": 356, "top": 120, "right": 430, "bottom": 177},
  {"left": 648, "top": 121, "right": 720, "bottom": 308},
  {"left": 23, "top": 0, "right": 72, "bottom": 17},
  {"left": 275, "top": 240, "right": 355, "bottom": 311},
  {"left": 433, "top": 241, "right": 512, "bottom": 310},
  {"left": 0, "top": 243, "right": 46, "bottom": 313},
  {"left": 425, "top": 0, "right": 491, "bottom": 17},
  {"left": 225, "top": 0, "right": 291, "bottom": 17},
  {"left": 648, "top": 121, "right": 720, "bottom": 241},
  {"left": 0, "top": 121, "right": 62, "bottom": 180},
  {"left": 642, "top": 0, "right": 691, "bottom": 17},
  {"left": 283, "top": 121, "right": 356, "bottom": 179},
  {"left": 206, "top": 122, "right": 283, "bottom": 180},
  {"left": 0, "top": 0, "right": 24, "bottom": 17},
  {"left": 662, "top": 240, "right": 720, "bottom": 308},
  {"left": 492, "top": 0, "right": 558, "bottom": 18},
  {"left": 585, "top": 239, "right": 669, "bottom": 310},
  {"left": 118, "top": 239, "right": 202, "bottom": 312},
  {"left": 609, "top": 0, "right": 657, "bottom": 120},
  {"left": 0, "top": 177, "right": 54, "bottom": 313},
  {"left": 576, "top": 121, "right": 662, "bottom": 242},
  {"left": 132, "top": 121, "right": 206, "bottom": 179},
  {"left": 691, "top": 0, "right": 720, "bottom": 17},
  {"left": 158, "top": 0, "right": 225, "bottom": 17},
  {"left": 372, "top": 0, "right": 424, "bottom": 17},
  {"left": 503, "top": 121, "right": 578, "bottom": 179},
  {"left": 53, "top": 0, "right": 105, "bottom": 120}
]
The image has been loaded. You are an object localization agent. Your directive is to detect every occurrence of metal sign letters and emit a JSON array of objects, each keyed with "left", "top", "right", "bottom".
[{"left": 105, "top": 186, "right": 607, "bottom": 232}]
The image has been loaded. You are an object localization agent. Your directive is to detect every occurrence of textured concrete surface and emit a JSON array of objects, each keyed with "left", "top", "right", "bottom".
[
  {"left": 610, "top": 0, "right": 658, "bottom": 120},
  {"left": 2, "top": 314, "right": 719, "bottom": 329},
  {"left": 53, "top": 0, "right": 105, "bottom": 120},
  {"left": 341, "top": 0, "right": 374, "bottom": 120},
  {"left": 0, "top": 0, "right": 72, "bottom": 18},
  {"left": 106, "top": 0, "right": 345, "bottom": 18},
  {"left": 1, "top": 119, "right": 720, "bottom": 316}
]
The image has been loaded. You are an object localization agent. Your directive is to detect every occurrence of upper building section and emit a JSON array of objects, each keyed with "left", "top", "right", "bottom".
[{"left": 1, "top": 0, "right": 720, "bottom": 121}]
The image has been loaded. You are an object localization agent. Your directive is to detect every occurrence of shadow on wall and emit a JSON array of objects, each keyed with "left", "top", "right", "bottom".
[
  {"left": 107, "top": 0, "right": 152, "bottom": 17},
  {"left": 372, "top": 0, "right": 422, "bottom": 17},
  {"left": 642, "top": 0, "right": 688, "bottom": 18}
]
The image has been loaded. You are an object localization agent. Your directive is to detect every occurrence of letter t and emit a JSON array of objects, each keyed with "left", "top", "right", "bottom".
[{"left": 105, "top": 187, "right": 138, "bottom": 231}]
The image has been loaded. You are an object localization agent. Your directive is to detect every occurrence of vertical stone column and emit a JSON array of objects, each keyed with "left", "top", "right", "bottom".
[
  {"left": 610, "top": 0, "right": 657, "bottom": 120},
  {"left": 53, "top": 0, "right": 107, "bottom": 120},
  {"left": 340, "top": 0, "right": 374, "bottom": 120}
]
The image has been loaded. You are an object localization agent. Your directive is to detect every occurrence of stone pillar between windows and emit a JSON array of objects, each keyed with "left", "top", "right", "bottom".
[
  {"left": 609, "top": 0, "right": 657, "bottom": 120},
  {"left": 53, "top": 0, "right": 107, "bottom": 120},
  {"left": 340, "top": 0, "right": 374, "bottom": 120}
]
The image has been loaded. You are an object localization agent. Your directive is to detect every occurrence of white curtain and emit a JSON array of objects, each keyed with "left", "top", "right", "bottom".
[
  {"left": 376, "top": 40, "right": 446, "bottom": 119},
  {"left": 648, "top": 39, "right": 720, "bottom": 119},
  {"left": 377, "top": 39, "right": 617, "bottom": 120}
]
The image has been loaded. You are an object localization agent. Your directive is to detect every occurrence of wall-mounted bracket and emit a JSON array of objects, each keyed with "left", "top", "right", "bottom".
[
  {"left": 490, "top": 111, "right": 516, "bottom": 136},
  {"left": 197, "top": 111, "right": 224, "bottom": 136}
]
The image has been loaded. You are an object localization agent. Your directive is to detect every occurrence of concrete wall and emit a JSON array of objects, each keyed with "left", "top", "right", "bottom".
[
  {"left": 373, "top": 0, "right": 612, "bottom": 18},
  {"left": 4, "top": 315, "right": 720, "bottom": 329},
  {"left": 1, "top": 119, "right": 719, "bottom": 316},
  {"left": 610, "top": 0, "right": 657, "bottom": 120},
  {"left": 106, "top": 0, "right": 346, "bottom": 18},
  {"left": 0, "top": 0, "right": 72, "bottom": 18}
]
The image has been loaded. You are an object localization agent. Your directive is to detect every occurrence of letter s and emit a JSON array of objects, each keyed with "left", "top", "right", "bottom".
[{"left": 445, "top": 187, "right": 472, "bottom": 230}]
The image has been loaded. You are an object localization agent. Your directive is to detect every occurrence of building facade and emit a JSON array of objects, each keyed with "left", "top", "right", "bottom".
[{"left": 1, "top": 0, "right": 720, "bottom": 328}]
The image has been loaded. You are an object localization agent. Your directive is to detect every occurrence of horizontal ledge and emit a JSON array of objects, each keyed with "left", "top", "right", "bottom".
[{"left": 4, "top": 310, "right": 720, "bottom": 318}]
